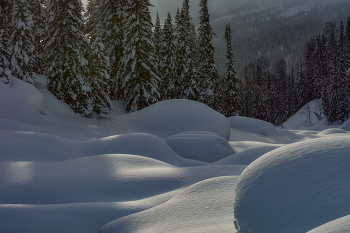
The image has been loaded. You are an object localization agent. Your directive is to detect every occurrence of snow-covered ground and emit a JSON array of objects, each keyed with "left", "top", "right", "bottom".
[{"left": 1, "top": 79, "right": 350, "bottom": 233}]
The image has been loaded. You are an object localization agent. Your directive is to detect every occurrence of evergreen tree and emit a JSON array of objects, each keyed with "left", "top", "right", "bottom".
[
  {"left": 176, "top": 0, "right": 199, "bottom": 100},
  {"left": 159, "top": 12, "right": 176, "bottom": 100},
  {"left": 99, "top": 0, "right": 127, "bottom": 99},
  {"left": 120, "top": 0, "right": 160, "bottom": 113},
  {"left": 31, "top": 0, "right": 46, "bottom": 74},
  {"left": 44, "top": 0, "right": 92, "bottom": 116},
  {"left": 9, "top": 0, "right": 36, "bottom": 84},
  {"left": 222, "top": 24, "right": 239, "bottom": 117},
  {"left": 336, "top": 21, "right": 349, "bottom": 123},
  {"left": 197, "top": 0, "right": 219, "bottom": 108},
  {"left": 152, "top": 12, "right": 162, "bottom": 72},
  {"left": 346, "top": 17, "right": 350, "bottom": 73},
  {"left": 88, "top": 24, "right": 112, "bottom": 115},
  {"left": 0, "top": 0, "right": 13, "bottom": 85},
  {"left": 85, "top": 0, "right": 100, "bottom": 42}
]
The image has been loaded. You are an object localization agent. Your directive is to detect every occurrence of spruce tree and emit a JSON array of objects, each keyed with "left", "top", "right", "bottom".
[
  {"left": 31, "top": 0, "right": 46, "bottom": 74},
  {"left": 120, "top": 0, "right": 160, "bottom": 113},
  {"left": 159, "top": 12, "right": 176, "bottom": 100},
  {"left": 9, "top": 0, "right": 36, "bottom": 84},
  {"left": 336, "top": 21, "right": 349, "bottom": 123},
  {"left": 346, "top": 17, "right": 350, "bottom": 73},
  {"left": 85, "top": 0, "right": 100, "bottom": 42},
  {"left": 197, "top": 0, "right": 219, "bottom": 108},
  {"left": 0, "top": 0, "right": 12, "bottom": 85},
  {"left": 222, "top": 24, "right": 239, "bottom": 117},
  {"left": 88, "top": 24, "right": 112, "bottom": 115},
  {"left": 177, "top": 0, "right": 199, "bottom": 100},
  {"left": 99, "top": 0, "right": 127, "bottom": 99},
  {"left": 44, "top": 0, "right": 92, "bottom": 116},
  {"left": 152, "top": 13, "right": 162, "bottom": 73}
]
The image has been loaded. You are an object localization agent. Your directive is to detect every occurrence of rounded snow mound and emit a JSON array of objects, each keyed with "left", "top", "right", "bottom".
[
  {"left": 164, "top": 131, "right": 235, "bottom": 163},
  {"left": 317, "top": 128, "right": 349, "bottom": 136},
  {"left": 115, "top": 99, "right": 231, "bottom": 140},
  {"left": 234, "top": 136, "right": 350, "bottom": 233},
  {"left": 307, "top": 215, "right": 350, "bottom": 233},
  {"left": 228, "top": 116, "right": 281, "bottom": 137},
  {"left": 13, "top": 78, "right": 44, "bottom": 114}
]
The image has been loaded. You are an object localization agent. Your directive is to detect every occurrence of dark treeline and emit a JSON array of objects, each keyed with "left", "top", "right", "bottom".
[{"left": 238, "top": 18, "right": 350, "bottom": 125}]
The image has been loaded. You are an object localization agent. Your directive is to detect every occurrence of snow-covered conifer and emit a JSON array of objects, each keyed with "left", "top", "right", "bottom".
[
  {"left": 85, "top": 0, "right": 100, "bottom": 43},
  {"left": 159, "top": 12, "right": 176, "bottom": 100},
  {"left": 176, "top": 0, "right": 199, "bottom": 100},
  {"left": 120, "top": 0, "right": 160, "bottom": 113},
  {"left": 9, "top": 0, "right": 36, "bottom": 84},
  {"left": 44, "top": 0, "right": 92, "bottom": 116},
  {"left": 197, "top": 0, "right": 219, "bottom": 108},
  {"left": 99, "top": 0, "right": 127, "bottom": 99},
  {"left": 152, "top": 13, "right": 162, "bottom": 72},
  {"left": 0, "top": 0, "right": 13, "bottom": 85},
  {"left": 222, "top": 24, "right": 239, "bottom": 117},
  {"left": 30, "top": 0, "right": 46, "bottom": 74},
  {"left": 88, "top": 24, "right": 112, "bottom": 115}
]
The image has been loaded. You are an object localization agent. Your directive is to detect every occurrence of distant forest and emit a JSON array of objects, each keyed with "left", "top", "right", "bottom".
[{"left": 1, "top": 0, "right": 350, "bottom": 125}]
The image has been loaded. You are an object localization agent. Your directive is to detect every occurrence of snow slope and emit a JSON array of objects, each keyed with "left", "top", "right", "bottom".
[
  {"left": 1, "top": 79, "right": 349, "bottom": 233},
  {"left": 234, "top": 136, "right": 350, "bottom": 233}
]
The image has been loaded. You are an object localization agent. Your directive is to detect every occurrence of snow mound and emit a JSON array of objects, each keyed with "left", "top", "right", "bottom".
[
  {"left": 307, "top": 215, "right": 350, "bottom": 233},
  {"left": 213, "top": 145, "right": 278, "bottom": 165},
  {"left": 317, "top": 128, "right": 349, "bottom": 136},
  {"left": 234, "top": 136, "right": 350, "bottom": 233},
  {"left": 0, "top": 130, "right": 204, "bottom": 166},
  {"left": 99, "top": 176, "right": 240, "bottom": 233},
  {"left": 12, "top": 79, "right": 44, "bottom": 114},
  {"left": 115, "top": 100, "right": 231, "bottom": 140},
  {"left": 164, "top": 131, "right": 235, "bottom": 163},
  {"left": 228, "top": 116, "right": 281, "bottom": 137}
]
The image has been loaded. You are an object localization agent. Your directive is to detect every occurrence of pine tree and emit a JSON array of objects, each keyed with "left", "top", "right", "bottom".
[
  {"left": 176, "top": 0, "right": 199, "bottom": 101},
  {"left": 152, "top": 13, "right": 162, "bottom": 73},
  {"left": 44, "top": 0, "right": 92, "bottom": 116},
  {"left": 88, "top": 24, "right": 112, "bottom": 115},
  {"left": 336, "top": 21, "right": 349, "bottom": 123},
  {"left": 346, "top": 17, "right": 350, "bottom": 73},
  {"left": 85, "top": 0, "right": 100, "bottom": 42},
  {"left": 222, "top": 24, "right": 239, "bottom": 117},
  {"left": 0, "top": 0, "right": 13, "bottom": 85},
  {"left": 30, "top": 0, "right": 46, "bottom": 74},
  {"left": 120, "top": 0, "right": 160, "bottom": 113},
  {"left": 197, "top": 0, "right": 219, "bottom": 109},
  {"left": 159, "top": 12, "right": 176, "bottom": 100},
  {"left": 99, "top": 0, "right": 127, "bottom": 99},
  {"left": 9, "top": 0, "right": 36, "bottom": 84}
]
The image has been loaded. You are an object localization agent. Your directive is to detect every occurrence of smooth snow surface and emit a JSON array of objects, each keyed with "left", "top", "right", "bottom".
[
  {"left": 1, "top": 81, "right": 349, "bottom": 233},
  {"left": 234, "top": 136, "right": 350, "bottom": 233},
  {"left": 164, "top": 131, "right": 235, "bottom": 163},
  {"left": 307, "top": 215, "right": 350, "bottom": 233}
]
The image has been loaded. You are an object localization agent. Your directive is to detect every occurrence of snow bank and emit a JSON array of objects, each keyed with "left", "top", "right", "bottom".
[
  {"left": 0, "top": 130, "right": 204, "bottom": 166},
  {"left": 213, "top": 145, "right": 278, "bottom": 165},
  {"left": 115, "top": 100, "right": 231, "bottom": 140},
  {"left": 12, "top": 79, "right": 44, "bottom": 114},
  {"left": 317, "top": 128, "right": 349, "bottom": 136},
  {"left": 99, "top": 176, "right": 240, "bottom": 233},
  {"left": 228, "top": 116, "right": 281, "bottom": 137},
  {"left": 164, "top": 131, "right": 235, "bottom": 163},
  {"left": 307, "top": 215, "right": 350, "bottom": 233},
  {"left": 234, "top": 136, "right": 350, "bottom": 233}
]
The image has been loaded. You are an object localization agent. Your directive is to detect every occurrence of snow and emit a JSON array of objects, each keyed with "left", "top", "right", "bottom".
[
  {"left": 233, "top": 136, "right": 350, "bottom": 233},
  {"left": 1, "top": 81, "right": 350, "bottom": 233},
  {"left": 164, "top": 131, "right": 235, "bottom": 163}
]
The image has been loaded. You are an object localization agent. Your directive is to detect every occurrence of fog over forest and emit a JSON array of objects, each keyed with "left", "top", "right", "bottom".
[{"left": 82, "top": 0, "right": 341, "bottom": 22}]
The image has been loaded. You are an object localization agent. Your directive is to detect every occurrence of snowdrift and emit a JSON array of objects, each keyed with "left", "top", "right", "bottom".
[
  {"left": 164, "top": 131, "right": 235, "bottom": 163},
  {"left": 115, "top": 99, "right": 231, "bottom": 140},
  {"left": 307, "top": 214, "right": 350, "bottom": 233},
  {"left": 229, "top": 116, "right": 281, "bottom": 137},
  {"left": 234, "top": 136, "right": 350, "bottom": 233}
]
